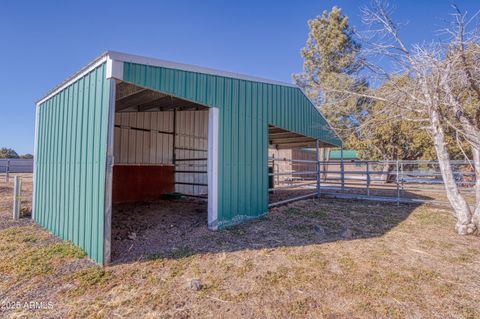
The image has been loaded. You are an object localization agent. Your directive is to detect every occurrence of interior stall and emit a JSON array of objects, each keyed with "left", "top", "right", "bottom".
[
  {"left": 267, "top": 125, "right": 323, "bottom": 206},
  {"left": 110, "top": 81, "right": 209, "bottom": 261}
]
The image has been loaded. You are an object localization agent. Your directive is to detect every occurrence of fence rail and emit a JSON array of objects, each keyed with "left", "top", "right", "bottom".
[
  {"left": 0, "top": 159, "right": 34, "bottom": 183},
  {"left": 268, "top": 157, "right": 476, "bottom": 207},
  {"left": 1, "top": 156, "right": 474, "bottom": 208}
]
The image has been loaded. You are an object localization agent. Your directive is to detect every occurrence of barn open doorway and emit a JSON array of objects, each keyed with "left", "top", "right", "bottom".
[
  {"left": 267, "top": 125, "right": 324, "bottom": 206},
  {"left": 109, "top": 81, "right": 212, "bottom": 262}
]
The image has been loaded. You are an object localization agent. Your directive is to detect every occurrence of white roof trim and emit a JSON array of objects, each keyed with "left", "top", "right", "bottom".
[
  {"left": 106, "top": 57, "right": 123, "bottom": 80},
  {"left": 36, "top": 52, "right": 109, "bottom": 105},
  {"left": 107, "top": 50, "right": 297, "bottom": 88}
]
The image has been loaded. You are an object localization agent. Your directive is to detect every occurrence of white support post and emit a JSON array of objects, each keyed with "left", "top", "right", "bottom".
[
  {"left": 13, "top": 176, "right": 21, "bottom": 220},
  {"left": 316, "top": 140, "right": 320, "bottom": 198},
  {"left": 208, "top": 107, "right": 219, "bottom": 230}
]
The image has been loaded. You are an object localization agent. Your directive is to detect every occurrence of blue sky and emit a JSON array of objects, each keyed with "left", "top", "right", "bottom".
[{"left": 0, "top": 0, "right": 477, "bottom": 154}]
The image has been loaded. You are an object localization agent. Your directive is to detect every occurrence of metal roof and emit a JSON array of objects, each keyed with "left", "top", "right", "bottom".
[
  {"left": 37, "top": 51, "right": 297, "bottom": 104},
  {"left": 36, "top": 50, "right": 343, "bottom": 146}
]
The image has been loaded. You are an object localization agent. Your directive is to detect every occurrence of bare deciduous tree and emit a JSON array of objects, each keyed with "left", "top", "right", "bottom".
[{"left": 336, "top": 1, "right": 480, "bottom": 234}]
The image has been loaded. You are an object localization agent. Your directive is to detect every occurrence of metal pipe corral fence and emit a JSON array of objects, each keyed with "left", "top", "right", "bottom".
[
  {"left": 268, "top": 156, "right": 476, "bottom": 207},
  {"left": 1, "top": 155, "right": 474, "bottom": 209}
]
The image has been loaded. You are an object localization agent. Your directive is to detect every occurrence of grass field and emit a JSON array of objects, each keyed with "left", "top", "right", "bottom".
[{"left": 0, "top": 175, "right": 479, "bottom": 318}]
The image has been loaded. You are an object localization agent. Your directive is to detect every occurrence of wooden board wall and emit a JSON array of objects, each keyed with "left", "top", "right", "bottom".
[
  {"left": 112, "top": 165, "right": 175, "bottom": 203},
  {"left": 113, "top": 111, "right": 208, "bottom": 195}
]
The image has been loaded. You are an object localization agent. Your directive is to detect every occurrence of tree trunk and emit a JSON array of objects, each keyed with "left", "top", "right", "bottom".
[
  {"left": 430, "top": 109, "right": 475, "bottom": 234},
  {"left": 472, "top": 146, "right": 480, "bottom": 233},
  {"left": 380, "top": 163, "right": 395, "bottom": 183}
]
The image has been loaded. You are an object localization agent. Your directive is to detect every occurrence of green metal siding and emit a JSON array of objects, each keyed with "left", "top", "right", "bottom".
[
  {"left": 123, "top": 62, "right": 341, "bottom": 228},
  {"left": 34, "top": 63, "right": 111, "bottom": 264},
  {"left": 124, "top": 63, "right": 340, "bottom": 145}
]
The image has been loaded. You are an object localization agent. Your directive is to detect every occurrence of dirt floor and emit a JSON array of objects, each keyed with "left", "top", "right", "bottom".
[
  {"left": 112, "top": 199, "right": 208, "bottom": 263},
  {"left": 0, "top": 174, "right": 479, "bottom": 318}
]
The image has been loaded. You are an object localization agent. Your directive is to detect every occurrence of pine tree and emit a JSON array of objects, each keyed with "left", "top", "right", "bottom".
[{"left": 294, "top": 6, "right": 366, "bottom": 140}]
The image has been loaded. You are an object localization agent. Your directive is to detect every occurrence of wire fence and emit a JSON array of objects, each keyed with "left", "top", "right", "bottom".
[
  {"left": 0, "top": 159, "right": 34, "bottom": 184},
  {"left": 268, "top": 157, "right": 476, "bottom": 207}
]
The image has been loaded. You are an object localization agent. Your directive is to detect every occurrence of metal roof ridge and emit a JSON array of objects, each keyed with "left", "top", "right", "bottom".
[
  {"left": 107, "top": 50, "right": 297, "bottom": 88},
  {"left": 37, "top": 50, "right": 299, "bottom": 105}
]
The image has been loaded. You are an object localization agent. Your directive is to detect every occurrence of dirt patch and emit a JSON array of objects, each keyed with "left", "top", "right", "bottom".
[
  {"left": 112, "top": 195, "right": 400, "bottom": 264},
  {"left": 111, "top": 199, "right": 208, "bottom": 263},
  {"left": 269, "top": 188, "right": 317, "bottom": 203}
]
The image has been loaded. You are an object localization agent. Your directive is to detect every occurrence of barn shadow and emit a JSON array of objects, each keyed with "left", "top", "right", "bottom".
[{"left": 110, "top": 190, "right": 433, "bottom": 264}]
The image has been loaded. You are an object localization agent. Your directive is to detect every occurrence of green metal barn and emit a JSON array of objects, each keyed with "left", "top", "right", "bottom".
[{"left": 33, "top": 51, "right": 341, "bottom": 264}]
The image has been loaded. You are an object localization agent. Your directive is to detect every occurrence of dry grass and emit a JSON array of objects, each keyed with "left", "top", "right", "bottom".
[{"left": 0, "top": 174, "right": 479, "bottom": 318}]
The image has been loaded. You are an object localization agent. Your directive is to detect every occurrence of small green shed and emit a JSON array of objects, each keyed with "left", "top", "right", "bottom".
[
  {"left": 328, "top": 149, "right": 358, "bottom": 160},
  {"left": 33, "top": 51, "right": 341, "bottom": 264}
]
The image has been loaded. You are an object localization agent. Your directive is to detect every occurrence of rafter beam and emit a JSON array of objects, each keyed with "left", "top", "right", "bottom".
[
  {"left": 116, "top": 88, "right": 147, "bottom": 102},
  {"left": 273, "top": 141, "right": 317, "bottom": 149},
  {"left": 269, "top": 136, "right": 315, "bottom": 144},
  {"left": 268, "top": 132, "right": 303, "bottom": 139},
  {"left": 137, "top": 96, "right": 208, "bottom": 112},
  {"left": 138, "top": 96, "right": 175, "bottom": 112},
  {"left": 268, "top": 128, "right": 287, "bottom": 134},
  {"left": 116, "top": 90, "right": 166, "bottom": 111}
]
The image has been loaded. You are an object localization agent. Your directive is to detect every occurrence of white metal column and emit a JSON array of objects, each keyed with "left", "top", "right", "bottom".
[{"left": 207, "top": 107, "right": 219, "bottom": 230}]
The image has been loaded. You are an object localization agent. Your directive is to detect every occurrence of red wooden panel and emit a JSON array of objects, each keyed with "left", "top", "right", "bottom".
[{"left": 112, "top": 165, "right": 175, "bottom": 203}]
